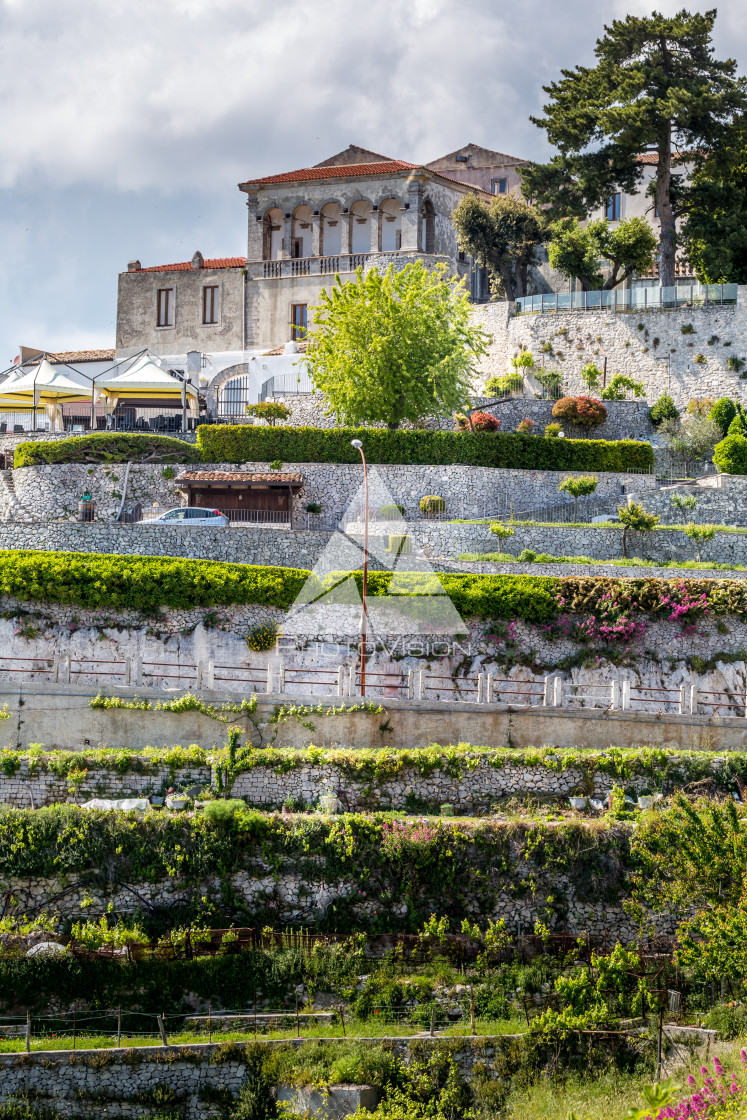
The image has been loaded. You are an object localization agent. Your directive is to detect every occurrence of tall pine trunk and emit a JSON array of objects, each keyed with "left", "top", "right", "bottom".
[{"left": 656, "top": 125, "right": 677, "bottom": 290}]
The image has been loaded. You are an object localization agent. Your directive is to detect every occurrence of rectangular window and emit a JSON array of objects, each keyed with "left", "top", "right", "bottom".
[
  {"left": 491, "top": 177, "right": 508, "bottom": 195},
  {"left": 291, "top": 303, "right": 307, "bottom": 341},
  {"left": 606, "top": 193, "right": 622, "bottom": 221},
  {"left": 202, "top": 285, "right": 219, "bottom": 324},
  {"left": 156, "top": 287, "right": 174, "bottom": 327}
]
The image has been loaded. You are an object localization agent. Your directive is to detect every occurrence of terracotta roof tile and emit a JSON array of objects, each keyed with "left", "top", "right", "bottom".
[
  {"left": 240, "top": 161, "right": 417, "bottom": 187},
  {"left": 262, "top": 341, "right": 309, "bottom": 356},
  {"left": 28, "top": 349, "right": 115, "bottom": 364},
  {"left": 136, "top": 257, "right": 246, "bottom": 273},
  {"left": 177, "top": 470, "right": 304, "bottom": 485}
]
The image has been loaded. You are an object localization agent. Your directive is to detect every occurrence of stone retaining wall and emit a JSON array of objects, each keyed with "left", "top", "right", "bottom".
[
  {"left": 0, "top": 1037, "right": 520, "bottom": 1120},
  {"left": 406, "top": 520, "right": 747, "bottom": 566},
  {"left": 274, "top": 392, "right": 655, "bottom": 441},
  {"left": 471, "top": 291, "right": 747, "bottom": 408},
  {"left": 6, "top": 461, "right": 656, "bottom": 527},
  {"left": 627, "top": 475, "right": 747, "bottom": 527},
  {"left": 0, "top": 753, "right": 662, "bottom": 811}
]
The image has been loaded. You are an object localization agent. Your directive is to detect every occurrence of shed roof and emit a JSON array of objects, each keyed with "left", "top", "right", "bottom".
[{"left": 177, "top": 471, "right": 304, "bottom": 486}]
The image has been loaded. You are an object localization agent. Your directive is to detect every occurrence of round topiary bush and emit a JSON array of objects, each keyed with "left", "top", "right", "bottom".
[
  {"left": 455, "top": 411, "right": 499, "bottom": 432},
  {"left": 378, "top": 503, "right": 406, "bottom": 519},
  {"left": 713, "top": 434, "right": 747, "bottom": 474},
  {"left": 709, "top": 397, "right": 737, "bottom": 436},
  {"left": 551, "top": 396, "right": 608, "bottom": 428},
  {"left": 419, "top": 495, "right": 446, "bottom": 515},
  {"left": 649, "top": 393, "right": 680, "bottom": 429},
  {"left": 246, "top": 620, "right": 280, "bottom": 652},
  {"left": 727, "top": 404, "right": 747, "bottom": 437}
]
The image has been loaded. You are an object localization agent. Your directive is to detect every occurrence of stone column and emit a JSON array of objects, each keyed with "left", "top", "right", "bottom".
[
  {"left": 400, "top": 182, "right": 423, "bottom": 252},
  {"left": 282, "top": 213, "right": 293, "bottom": 258},
  {"left": 311, "top": 213, "right": 321, "bottom": 257},
  {"left": 246, "top": 194, "right": 262, "bottom": 263},
  {"left": 370, "top": 208, "right": 381, "bottom": 254},
  {"left": 340, "top": 212, "right": 351, "bottom": 257}
]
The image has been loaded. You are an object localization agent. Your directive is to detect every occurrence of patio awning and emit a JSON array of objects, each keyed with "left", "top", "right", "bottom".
[
  {"left": 0, "top": 358, "right": 90, "bottom": 407},
  {"left": 97, "top": 353, "right": 198, "bottom": 410}
]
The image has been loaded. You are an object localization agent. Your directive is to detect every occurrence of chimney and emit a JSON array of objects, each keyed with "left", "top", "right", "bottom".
[
  {"left": 191, "top": 251, "right": 204, "bottom": 270},
  {"left": 127, "top": 260, "right": 141, "bottom": 272}
]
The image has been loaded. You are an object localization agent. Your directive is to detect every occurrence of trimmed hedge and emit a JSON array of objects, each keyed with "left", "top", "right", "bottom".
[
  {"left": 196, "top": 425, "right": 654, "bottom": 472},
  {"left": 714, "top": 433, "right": 747, "bottom": 474},
  {"left": 2, "top": 552, "right": 747, "bottom": 624},
  {"left": 14, "top": 433, "right": 201, "bottom": 467}
]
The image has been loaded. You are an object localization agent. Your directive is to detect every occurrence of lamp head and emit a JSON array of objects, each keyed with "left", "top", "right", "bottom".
[{"left": 351, "top": 439, "right": 363, "bottom": 450}]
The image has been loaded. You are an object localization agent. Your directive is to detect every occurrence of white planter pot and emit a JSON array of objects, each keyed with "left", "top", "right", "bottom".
[
  {"left": 166, "top": 795, "right": 189, "bottom": 811},
  {"left": 569, "top": 796, "right": 587, "bottom": 810},
  {"left": 638, "top": 795, "right": 654, "bottom": 810}
]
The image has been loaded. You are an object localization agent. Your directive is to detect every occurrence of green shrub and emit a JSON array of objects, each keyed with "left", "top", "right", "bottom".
[
  {"left": 244, "top": 402, "right": 291, "bottom": 425},
  {"left": 14, "top": 434, "right": 201, "bottom": 468},
  {"left": 485, "top": 372, "right": 523, "bottom": 396},
  {"left": 600, "top": 374, "right": 646, "bottom": 401},
  {"left": 196, "top": 425, "right": 654, "bottom": 472},
  {"left": 247, "top": 620, "right": 280, "bottom": 652},
  {"left": 419, "top": 495, "right": 446, "bottom": 514},
  {"left": 551, "top": 397, "right": 608, "bottom": 428},
  {"left": 708, "top": 397, "right": 737, "bottom": 436},
  {"left": 649, "top": 393, "right": 680, "bottom": 429},
  {"left": 378, "top": 504, "right": 405, "bottom": 518},
  {"left": 714, "top": 434, "right": 747, "bottom": 474},
  {"left": 727, "top": 403, "right": 747, "bottom": 436}
]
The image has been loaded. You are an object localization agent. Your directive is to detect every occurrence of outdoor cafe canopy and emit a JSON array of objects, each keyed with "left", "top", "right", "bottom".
[
  {"left": 0, "top": 358, "right": 90, "bottom": 429},
  {"left": 96, "top": 352, "right": 199, "bottom": 412}
]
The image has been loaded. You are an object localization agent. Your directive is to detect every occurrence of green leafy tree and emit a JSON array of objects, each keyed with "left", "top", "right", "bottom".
[
  {"left": 489, "top": 523, "right": 515, "bottom": 552},
  {"left": 727, "top": 402, "right": 747, "bottom": 436},
  {"left": 681, "top": 116, "right": 747, "bottom": 283},
  {"left": 649, "top": 393, "right": 680, "bottom": 428},
  {"left": 558, "top": 474, "right": 598, "bottom": 519},
  {"left": 601, "top": 374, "right": 646, "bottom": 401},
  {"left": 245, "top": 402, "right": 291, "bottom": 426},
  {"left": 305, "top": 262, "right": 488, "bottom": 429},
  {"left": 684, "top": 521, "right": 716, "bottom": 562},
  {"left": 617, "top": 502, "right": 659, "bottom": 558},
  {"left": 660, "top": 416, "right": 722, "bottom": 476},
  {"left": 670, "top": 492, "right": 697, "bottom": 513},
  {"left": 451, "top": 194, "right": 546, "bottom": 298},
  {"left": 579, "top": 363, "right": 602, "bottom": 392},
  {"left": 709, "top": 397, "right": 737, "bottom": 435},
  {"left": 521, "top": 10, "right": 747, "bottom": 288},
  {"left": 548, "top": 217, "right": 657, "bottom": 290}
]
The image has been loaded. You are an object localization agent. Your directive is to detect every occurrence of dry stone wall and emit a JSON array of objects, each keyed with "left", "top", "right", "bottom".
[
  {"left": 0, "top": 753, "right": 663, "bottom": 811},
  {"left": 471, "top": 290, "right": 747, "bottom": 408},
  {"left": 6, "top": 461, "right": 656, "bottom": 528}
]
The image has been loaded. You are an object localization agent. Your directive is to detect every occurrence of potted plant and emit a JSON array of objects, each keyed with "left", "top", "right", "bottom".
[{"left": 637, "top": 788, "right": 654, "bottom": 809}]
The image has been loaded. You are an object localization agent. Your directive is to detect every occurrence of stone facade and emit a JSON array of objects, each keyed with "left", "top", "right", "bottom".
[
  {"left": 471, "top": 290, "right": 747, "bottom": 408},
  {"left": 626, "top": 475, "right": 747, "bottom": 526},
  {"left": 116, "top": 258, "right": 247, "bottom": 358}
]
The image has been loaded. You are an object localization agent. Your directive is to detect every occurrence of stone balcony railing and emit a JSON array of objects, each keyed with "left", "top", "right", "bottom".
[{"left": 249, "top": 250, "right": 452, "bottom": 280}]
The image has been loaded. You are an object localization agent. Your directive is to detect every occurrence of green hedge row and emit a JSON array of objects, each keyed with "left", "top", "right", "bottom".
[
  {"left": 196, "top": 425, "right": 655, "bottom": 472},
  {"left": 14, "top": 433, "right": 201, "bottom": 467},
  {"left": 3, "top": 552, "right": 747, "bottom": 622}
]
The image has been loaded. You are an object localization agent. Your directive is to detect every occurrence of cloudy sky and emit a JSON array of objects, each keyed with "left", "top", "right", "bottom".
[{"left": 1, "top": 0, "right": 746, "bottom": 364}]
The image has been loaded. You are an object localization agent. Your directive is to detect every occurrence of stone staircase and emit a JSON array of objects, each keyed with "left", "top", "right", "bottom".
[{"left": 0, "top": 470, "right": 32, "bottom": 522}]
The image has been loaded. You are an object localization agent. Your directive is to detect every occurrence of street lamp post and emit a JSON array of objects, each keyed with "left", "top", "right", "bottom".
[{"left": 351, "top": 439, "right": 368, "bottom": 697}]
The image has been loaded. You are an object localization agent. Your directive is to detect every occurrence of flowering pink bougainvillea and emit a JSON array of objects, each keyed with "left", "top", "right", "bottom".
[
  {"left": 381, "top": 819, "right": 438, "bottom": 856},
  {"left": 646, "top": 1054, "right": 747, "bottom": 1118}
]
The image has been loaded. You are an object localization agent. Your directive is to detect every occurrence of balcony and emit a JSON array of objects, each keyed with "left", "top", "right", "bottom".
[{"left": 249, "top": 250, "right": 449, "bottom": 281}]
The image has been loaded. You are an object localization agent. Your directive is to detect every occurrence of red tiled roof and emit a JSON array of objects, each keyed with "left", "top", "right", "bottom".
[
  {"left": 28, "top": 349, "right": 115, "bottom": 364},
  {"left": 177, "top": 470, "right": 304, "bottom": 485},
  {"left": 136, "top": 257, "right": 246, "bottom": 273},
  {"left": 263, "top": 341, "right": 309, "bottom": 356},
  {"left": 636, "top": 151, "right": 692, "bottom": 165},
  {"left": 240, "top": 161, "right": 417, "bottom": 187}
]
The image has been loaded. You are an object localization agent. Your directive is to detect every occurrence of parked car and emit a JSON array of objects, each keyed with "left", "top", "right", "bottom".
[{"left": 142, "top": 507, "right": 229, "bottom": 526}]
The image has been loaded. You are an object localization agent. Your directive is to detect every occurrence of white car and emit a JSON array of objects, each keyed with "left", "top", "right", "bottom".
[{"left": 143, "top": 507, "right": 229, "bottom": 526}]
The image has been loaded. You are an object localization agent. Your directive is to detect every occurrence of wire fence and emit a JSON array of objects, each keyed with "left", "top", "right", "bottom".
[{"left": 515, "top": 282, "right": 738, "bottom": 315}]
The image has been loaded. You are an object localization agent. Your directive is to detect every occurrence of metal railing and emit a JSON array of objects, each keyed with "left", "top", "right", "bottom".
[
  {"left": 516, "top": 282, "right": 738, "bottom": 315},
  {"left": 2, "top": 654, "right": 745, "bottom": 716},
  {"left": 258, "top": 371, "right": 316, "bottom": 401},
  {"left": 510, "top": 495, "right": 618, "bottom": 525},
  {"left": 119, "top": 506, "right": 292, "bottom": 527}
]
